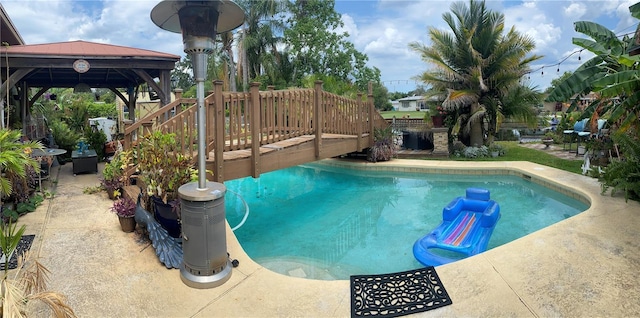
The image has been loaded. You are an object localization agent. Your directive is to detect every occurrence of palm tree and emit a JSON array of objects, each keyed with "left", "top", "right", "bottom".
[
  {"left": 410, "top": 0, "right": 541, "bottom": 146},
  {"left": 0, "top": 129, "right": 42, "bottom": 204},
  {"left": 238, "top": 0, "right": 286, "bottom": 89},
  {"left": 220, "top": 32, "right": 238, "bottom": 92}
]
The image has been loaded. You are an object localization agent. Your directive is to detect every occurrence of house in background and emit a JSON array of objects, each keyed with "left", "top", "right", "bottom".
[
  {"left": 393, "top": 95, "right": 443, "bottom": 112},
  {"left": 396, "top": 95, "right": 427, "bottom": 111}
]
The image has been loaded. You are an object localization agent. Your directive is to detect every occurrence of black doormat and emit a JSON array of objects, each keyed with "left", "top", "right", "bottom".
[
  {"left": 0, "top": 235, "right": 35, "bottom": 270},
  {"left": 351, "top": 267, "right": 452, "bottom": 317}
]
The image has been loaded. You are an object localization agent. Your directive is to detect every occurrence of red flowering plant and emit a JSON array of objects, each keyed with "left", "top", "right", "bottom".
[
  {"left": 429, "top": 105, "right": 446, "bottom": 117},
  {"left": 427, "top": 105, "right": 452, "bottom": 128}
]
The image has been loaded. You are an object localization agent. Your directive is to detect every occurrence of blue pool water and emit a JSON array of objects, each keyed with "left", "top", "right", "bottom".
[{"left": 224, "top": 163, "right": 588, "bottom": 280}]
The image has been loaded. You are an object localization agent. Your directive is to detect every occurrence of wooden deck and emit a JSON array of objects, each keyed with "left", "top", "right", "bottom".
[{"left": 215, "top": 133, "right": 367, "bottom": 181}]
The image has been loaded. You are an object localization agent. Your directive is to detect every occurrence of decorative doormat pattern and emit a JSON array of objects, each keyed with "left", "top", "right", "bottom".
[
  {"left": 0, "top": 235, "right": 35, "bottom": 270},
  {"left": 351, "top": 266, "right": 452, "bottom": 317}
]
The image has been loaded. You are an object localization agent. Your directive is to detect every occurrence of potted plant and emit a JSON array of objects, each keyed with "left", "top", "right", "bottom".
[
  {"left": 429, "top": 105, "right": 446, "bottom": 128},
  {"left": 109, "top": 196, "right": 136, "bottom": 232},
  {"left": 100, "top": 148, "right": 131, "bottom": 200},
  {"left": 367, "top": 126, "right": 397, "bottom": 162},
  {"left": 542, "top": 132, "right": 556, "bottom": 149},
  {"left": 135, "top": 131, "right": 195, "bottom": 238},
  {"left": 488, "top": 143, "right": 503, "bottom": 157}
]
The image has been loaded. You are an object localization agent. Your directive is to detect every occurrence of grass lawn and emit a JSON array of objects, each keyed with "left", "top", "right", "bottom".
[
  {"left": 430, "top": 141, "right": 584, "bottom": 175},
  {"left": 380, "top": 111, "right": 426, "bottom": 119}
]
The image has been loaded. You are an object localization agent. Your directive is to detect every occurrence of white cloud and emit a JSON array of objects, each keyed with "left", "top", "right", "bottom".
[
  {"left": 564, "top": 3, "right": 587, "bottom": 19},
  {"left": 339, "top": 14, "right": 359, "bottom": 38},
  {"left": 503, "top": 2, "right": 563, "bottom": 55}
]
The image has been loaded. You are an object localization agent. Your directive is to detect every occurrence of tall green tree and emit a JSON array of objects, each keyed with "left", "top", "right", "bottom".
[
  {"left": 284, "top": 0, "right": 379, "bottom": 87},
  {"left": 238, "top": 0, "right": 286, "bottom": 90},
  {"left": 171, "top": 56, "right": 195, "bottom": 91},
  {"left": 410, "top": 0, "right": 541, "bottom": 146}
]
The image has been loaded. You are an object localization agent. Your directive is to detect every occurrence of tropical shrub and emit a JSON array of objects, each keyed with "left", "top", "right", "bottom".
[
  {"left": 600, "top": 133, "right": 640, "bottom": 202},
  {"left": 87, "top": 102, "right": 117, "bottom": 119},
  {"left": 49, "top": 120, "right": 81, "bottom": 162},
  {"left": 2, "top": 194, "right": 44, "bottom": 223},
  {"left": 367, "top": 126, "right": 396, "bottom": 162},
  {"left": 0, "top": 129, "right": 42, "bottom": 202},
  {"left": 462, "top": 146, "right": 489, "bottom": 158},
  {"left": 6, "top": 165, "right": 37, "bottom": 205},
  {"left": 84, "top": 129, "right": 107, "bottom": 161},
  {"left": 488, "top": 143, "right": 504, "bottom": 155},
  {"left": 135, "top": 131, "right": 195, "bottom": 205}
]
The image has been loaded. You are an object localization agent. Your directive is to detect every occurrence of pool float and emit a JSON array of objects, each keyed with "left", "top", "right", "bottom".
[{"left": 413, "top": 188, "right": 501, "bottom": 266}]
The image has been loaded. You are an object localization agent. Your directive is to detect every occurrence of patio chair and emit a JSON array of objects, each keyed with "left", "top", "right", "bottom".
[
  {"left": 574, "top": 118, "right": 590, "bottom": 155},
  {"left": 576, "top": 118, "right": 608, "bottom": 155},
  {"left": 562, "top": 126, "right": 575, "bottom": 151}
]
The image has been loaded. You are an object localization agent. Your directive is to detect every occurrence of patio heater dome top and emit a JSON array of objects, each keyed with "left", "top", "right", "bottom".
[{"left": 150, "top": 0, "right": 245, "bottom": 35}]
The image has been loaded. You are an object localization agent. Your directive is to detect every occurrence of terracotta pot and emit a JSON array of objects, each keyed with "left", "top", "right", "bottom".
[
  {"left": 431, "top": 115, "right": 444, "bottom": 128},
  {"left": 118, "top": 216, "right": 136, "bottom": 233}
]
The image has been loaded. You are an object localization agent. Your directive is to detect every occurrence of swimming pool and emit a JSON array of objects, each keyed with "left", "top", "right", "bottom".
[{"left": 224, "top": 162, "right": 588, "bottom": 280}]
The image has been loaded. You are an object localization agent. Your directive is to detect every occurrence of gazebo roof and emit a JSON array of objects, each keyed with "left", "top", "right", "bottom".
[
  {"left": 4, "top": 40, "right": 178, "bottom": 59},
  {"left": 1, "top": 40, "right": 180, "bottom": 89}
]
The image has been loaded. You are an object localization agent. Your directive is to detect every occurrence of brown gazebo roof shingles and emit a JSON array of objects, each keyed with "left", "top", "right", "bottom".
[{"left": 3, "top": 40, "right": 179, "bottom": 59}]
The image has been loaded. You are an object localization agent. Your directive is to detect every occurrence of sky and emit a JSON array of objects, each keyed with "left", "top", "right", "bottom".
[{"left": 1, "top": 0, "right": 638, "bottom": 94}]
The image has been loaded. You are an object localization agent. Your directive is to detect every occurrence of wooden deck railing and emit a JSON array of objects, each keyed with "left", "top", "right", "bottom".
[{"left": 123, "top": 80, "right": 387, "bottom": 179}]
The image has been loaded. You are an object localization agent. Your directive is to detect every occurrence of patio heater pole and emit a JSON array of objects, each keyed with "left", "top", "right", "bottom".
[{"left": 151, "top": 0, "right": 245, "bottom": 289}]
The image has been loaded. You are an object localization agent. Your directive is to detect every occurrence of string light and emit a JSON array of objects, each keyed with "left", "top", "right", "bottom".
[{"left": 522, "top": 28, "right": 636, "bottom": 79}]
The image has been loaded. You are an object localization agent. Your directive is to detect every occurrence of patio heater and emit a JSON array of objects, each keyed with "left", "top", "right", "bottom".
[{"left": 150, "top": 0, "right": 244, "bottom": 288}]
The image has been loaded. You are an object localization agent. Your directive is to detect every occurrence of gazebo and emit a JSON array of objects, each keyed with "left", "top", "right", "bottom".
[{"left": 0, "top": 4, "right": 180, "bottom": 135}]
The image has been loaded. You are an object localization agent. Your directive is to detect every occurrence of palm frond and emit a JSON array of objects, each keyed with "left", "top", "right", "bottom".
[
  {"left": 443, "top": 89, "right": 477, "bottom": 110},
  {"left": 28, "top": 292, "right": 77, "bottom": 318},
  {"left": 2, "top": 279, "right": 28, "bottom": 318},
  {"left": 545, "top": 65, "right": 605, "bottom": 102},
  {"left": 19, "top": 259, "right": 51, "bottom": 296}
]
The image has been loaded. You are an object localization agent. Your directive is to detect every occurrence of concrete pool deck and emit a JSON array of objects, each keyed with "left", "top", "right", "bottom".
[{"left": 16, "top": 158, "right": 640, "bottom": 317}]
